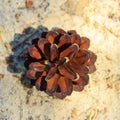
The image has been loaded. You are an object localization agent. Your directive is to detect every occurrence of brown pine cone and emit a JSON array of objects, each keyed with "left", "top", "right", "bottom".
[{"left": 24, "top": 28, "right": 97, "bottom": 99}]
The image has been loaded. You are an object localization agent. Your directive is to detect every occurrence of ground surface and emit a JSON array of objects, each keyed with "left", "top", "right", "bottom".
[{"left": 0, "top": 0, "right": 120, "bottom": 120}]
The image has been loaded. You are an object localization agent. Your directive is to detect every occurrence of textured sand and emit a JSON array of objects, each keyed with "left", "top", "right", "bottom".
[{"left": 0, "top": 0, "right": 120, "bottom": 120}]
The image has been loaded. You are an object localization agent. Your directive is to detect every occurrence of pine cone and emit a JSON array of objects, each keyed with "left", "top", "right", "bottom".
[{"left": 25, "top": 28, "right": 97, "bottom": 99}]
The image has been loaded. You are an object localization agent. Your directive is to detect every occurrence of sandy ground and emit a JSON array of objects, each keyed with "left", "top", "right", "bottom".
[{"left": 0, "top": 0, "right": 120, "bottom": 120}]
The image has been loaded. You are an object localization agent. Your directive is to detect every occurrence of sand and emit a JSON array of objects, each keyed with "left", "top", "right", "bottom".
[{"left": 0, "top": 0, "right": 120, "bottom": 120}]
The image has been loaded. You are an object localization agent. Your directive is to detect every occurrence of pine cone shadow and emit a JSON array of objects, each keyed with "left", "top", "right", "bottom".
[{"left": 6, "top": 25, "right": 48, "bottom": 87}]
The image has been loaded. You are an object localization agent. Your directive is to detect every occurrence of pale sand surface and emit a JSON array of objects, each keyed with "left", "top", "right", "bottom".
[{"left": 0, "top": 0, "right": 120, "bottom": 120}]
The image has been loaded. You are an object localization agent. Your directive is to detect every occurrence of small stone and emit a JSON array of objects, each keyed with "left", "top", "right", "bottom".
[
  {"left": 26, "top": 0, "right": 34, "bottom": 9},
  {"left": 0, "top": 73, "right": 4, "bottom": 80}
]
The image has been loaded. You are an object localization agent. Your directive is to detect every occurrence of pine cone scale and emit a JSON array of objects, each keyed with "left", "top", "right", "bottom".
[
  {"left": 50, "top": 44, "right": 59, "bottom": 61},
  {"left": 28, "top": 45, "right": 42, "bottom": 59},
  {"left": 46, "top": 73, "right": 60, "bottom": 95}
]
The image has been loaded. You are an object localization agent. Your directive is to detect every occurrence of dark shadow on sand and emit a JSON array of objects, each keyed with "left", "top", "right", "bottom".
[{"left": 6, "top": 25, "right": 48, "bottom": 87}]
